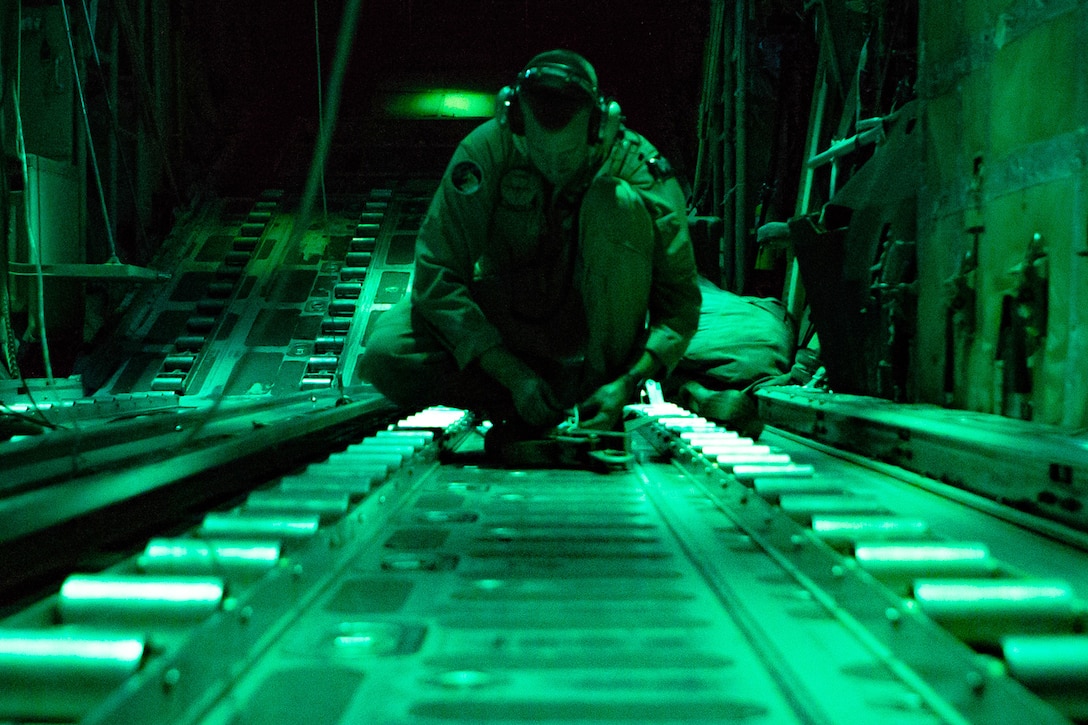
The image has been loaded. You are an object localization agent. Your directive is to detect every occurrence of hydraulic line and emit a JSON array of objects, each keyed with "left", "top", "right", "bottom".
[
  {"left": 11, "top": 1, "right": 58, "bottom": 414},
  {"left": 313, "top": 0, "right": 330, "bottom": 229},
  {"left": 76, "top": 0, "right": 148, "bottom": 257},
  {"left": 291, "top": 0, "right": 364, "bottom": 249},
  {"left": 58, "top": 0, "right": 118, "bottom": 262},
  {"left": 13, "top": 97, "right": 53, "bottom": 384}
]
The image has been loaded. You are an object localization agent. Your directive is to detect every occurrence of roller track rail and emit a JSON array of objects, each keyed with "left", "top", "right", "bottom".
[
  {"left": 1, "top": 403, "right": 1084, "bottom": 724},
  {"left": 0, "top": 389, "right": 397, "bottom": 612}
]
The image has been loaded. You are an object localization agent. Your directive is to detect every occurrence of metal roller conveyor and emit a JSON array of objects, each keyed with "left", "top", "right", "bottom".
[
  {"left": 223, "top": 251, "right": 252, "bottom": 267},
  {"left": 138, "top": 539, "right": 282, "bottom": 577},
  {"left": 375, "top": 429, "right": 435, "bottom": 446},
  {"left": 244, "top": 490, "right": 351, "bottom": 522},
  {"left": 396, "top": 406, "right": 472, "bottom": 429},
  {"left": 328, "top": 300, "right": 358, "bottom": 317},
  {"left": 300, "top": 376, "right": 334, "bottom": 391},
  {"left": 199, "top": 512, "right": 321, "bottom": 541},
  {"left": 7, "top": 169, "right": 1086, "bottom": 724},
  {"left": 323, "top": 450, "right": 407, "bottom": 472},
  {"left": 314, "top": 335, "right": 345, "bottom": 353},
  {"left": 657, "top": 417, "right": 717, "bottom": 432},
  {"left": 340, "top": 267, "right": 369, "bottom": 281},
  {"left": 751, "top": 475, "right": 841, "bottom": 500},
  {"left": 5, "top": 399, "right": 1080, "bottom": 724},
  {"left": 700, "top": 441, "right": 771, "bottom": 456},
  {"left": 340, "top": 445, "right": 417, "bottom": 465},
  {"left": 913, "top": 579, "right": 1085, "bottom": 645},
  {"left": 732, "top": 462, "right": 816, "bottom": 481},
  {"left": 186, "top": 316, "right": 217, "bottom": 332},
  {"left": 810, "top": 515, "right": 931, "bottom": 549},
  {"left": 175, "top": 335, "right": 206, "bottom": 351},
  {"left": 679, "top": 429, "right": 740, "bottom": 443},
  {"left": 162, "top": 354, "right": 197, "bottom": 372},
  {"left": 58, "top": 575, "right": 225, "bottom": 625},
  {"left": 196, "top": 298, "right": 226, "bottom": 314},
  {"left": 1003, "top": 635, "right": 1088, "bottom": 711},
  {"left": 0, "top": 629, "right": 147, "bottom": 721},
  {"left": 307, "top": 355, "right": 341, "bottom": 371},
  {"left": 351, "top": 439, "right": 425, "bottom": 456},
  {"left": 278, "top": 469, "right": 387, "bottom": 499},
  {"left": 713, "top": 451, "right": 793, "bottom": 470},
  {"left": 206, "top": 281, "right": 235, "bottom": 297},
  {"left": 322, "top": 318, "right": 351, "bottom": 333},
  {"left": 151, "top": 374, "right": 186, "bottom": 392},
  {"left": 777, "top": 493, "right": 888, "bottom": 521},
  {"left": 334, "top": 283, "right": 363, "bottom": 299},
  {"left": 855, "top": 542, "right": 999, "bottom": 593}
]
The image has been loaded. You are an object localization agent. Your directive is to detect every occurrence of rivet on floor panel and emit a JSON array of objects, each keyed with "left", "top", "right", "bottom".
[
  {"left": 163, "top": 668, "right": 181, "bottom": 691},
  {"left": 429, "top": 669, "right": 503, "bottom": 690},
  {"left": 885, "top": 607, "right": 902, "bottom": 626},
  {"left": 965, "top": 669, "right": 986, "bottom": 695}
]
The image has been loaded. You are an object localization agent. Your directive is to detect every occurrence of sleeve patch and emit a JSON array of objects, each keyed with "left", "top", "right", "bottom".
[{"left": 450, "top": 160, "right": 483, "bottom": 195}]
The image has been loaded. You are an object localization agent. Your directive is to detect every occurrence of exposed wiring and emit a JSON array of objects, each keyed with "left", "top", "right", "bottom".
[
  {"left": 77, "top": 0, "right": 149, "bottom": 257},
  {"left": 10, "top": 0, "right": 59, "bottom": 428},
  {"left": 59, "top": 0, "right": 119, "bottom": 262},
  {"left": 313, "top": 0, "right": 329, "bottom": 230},
  {"left": 2, "top": 194, "right": 21, "bottom": 380},
  {"left": 13, "top": 46, "right": 55, "bottom": 386},
  {"left": 690, "top": 0, "right": 726, "bottom": 215},
  {"left": 290, "top": 0, "right": 364, "bottom": 249}
]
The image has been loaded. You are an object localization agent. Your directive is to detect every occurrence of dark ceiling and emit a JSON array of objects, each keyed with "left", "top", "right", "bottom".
[{"left": 180, "top": 0, "right": 712, "bottom": 190}]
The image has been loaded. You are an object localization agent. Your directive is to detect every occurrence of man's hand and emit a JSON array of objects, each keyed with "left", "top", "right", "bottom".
[
  {"left": 577, "top": 376, "right": 637, "bottom": 430},
  {"left": 479, "top": 345, "right": 565, "bottom": 426},
  {"left": 510, "top": 376, "right": 565, "bottom": 426}
]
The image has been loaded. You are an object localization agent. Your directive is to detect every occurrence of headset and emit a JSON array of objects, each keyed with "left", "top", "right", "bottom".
[{"left": 496, "top": 52, "right": 623, "bottom": 147}]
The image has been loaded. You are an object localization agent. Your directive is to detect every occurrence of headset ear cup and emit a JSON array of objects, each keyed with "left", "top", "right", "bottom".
[
  {"left": 597, "top": 99, "right": 622, "bottom": 145},
  {"left": 497, "top": 85, "right": 524, "bottom": 135},
  {"left": 587, "top": 101, "right": 603, "bottom": 145},
  {"left": 508, "top": 94, "right": 525, "bottom": 136}
]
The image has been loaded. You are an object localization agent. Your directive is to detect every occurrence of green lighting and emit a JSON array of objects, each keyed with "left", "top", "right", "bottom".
[
  {"left": 916, "top": 581, "right": 1072, "bottom": 602},
  {"left": 857, "top": 544, "right": 989, "bottom": 562},
  {"left": 0, "top": 633, "right": 144, "bottom": 662},
  {"left": 384, "top": 90, "right": 497, "bottom": 118},
  {"left": 812, "top": 516, "right": 930, "bottom": 537},
  {"left": 62, "top": 576, "right": 225, "bottom": 604}
]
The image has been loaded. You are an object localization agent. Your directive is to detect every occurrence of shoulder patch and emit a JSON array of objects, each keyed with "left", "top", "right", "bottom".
[{"left": 450, "top": 160, "right": 483, "bottom": 195}]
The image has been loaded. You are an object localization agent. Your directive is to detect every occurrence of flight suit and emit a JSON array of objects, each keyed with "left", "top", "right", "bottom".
[{"left": 359, "top": 117, "right": 701, "bottom": 419}]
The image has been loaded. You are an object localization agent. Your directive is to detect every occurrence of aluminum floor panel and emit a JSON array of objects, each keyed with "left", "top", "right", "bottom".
[{"left": 185, "top": 454, "right": 950, "bottom": 725}]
